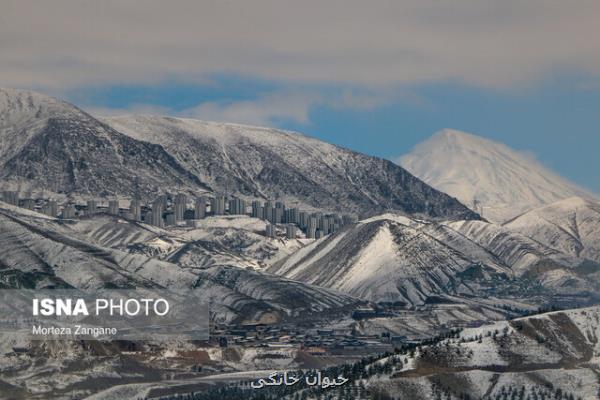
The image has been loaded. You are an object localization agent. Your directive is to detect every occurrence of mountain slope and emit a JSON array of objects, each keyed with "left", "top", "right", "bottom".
[
  {"left": 0, "top": 88, "right": 80, "bottom": 165},
  {"left": 0, "top": 201, "right": 359, "bottom": 324},
  {"left": 504, "top": 197, "right": 600, "bottom": 263},
  {"left": 270, "top": 216, "right": 487, "bottom": 305},
  {"left": 103, "top": 115, "right": 480, "bottom": 219},
  {"left": 366, "top": 306, "right": 600, "bottom": 400},
  {"left": 63, "top": 213, "right": 304, "bottom": 270},
  {"left": 0, "top": 88, "right": 480, "bottom": 220},
  {"left": 0, "top": 88, "right": 208, "bottom": 197},
  {"left": 269, "top": 214, "right": 600, "bottom": 305},
  {"left": 398, "top": 129, "right": 593, "bottom": 222}
]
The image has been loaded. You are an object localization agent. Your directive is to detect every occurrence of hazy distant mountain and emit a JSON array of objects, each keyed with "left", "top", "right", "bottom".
[
  {"left": 504, "top": 196, "right": 600, "bottom": 263},
  {"left": 103, "top": 115, "right": 480, "bottom": 219},
  {"left": 398, "top": 129, "right": 593, "bottom": 222}
]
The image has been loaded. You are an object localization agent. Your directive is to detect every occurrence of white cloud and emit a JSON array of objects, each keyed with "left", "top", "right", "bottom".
[
  {"left": 182, "top": 92, "right": 316, "bottom": 126},
  {"left": 89, "top": 90, "right": 395, "bottom": 126},
  {"left": 1, "top": 1, "right": 600, "bottom": 91}
]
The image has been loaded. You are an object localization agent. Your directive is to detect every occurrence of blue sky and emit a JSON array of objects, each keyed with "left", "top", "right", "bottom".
[{"left": 2, "top": 1, "right": 599, "bottom": 192}]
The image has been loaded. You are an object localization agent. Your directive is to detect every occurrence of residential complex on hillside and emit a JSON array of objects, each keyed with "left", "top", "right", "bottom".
[{"left": 0, "top": 190, "right": 357, "bottom": 240}]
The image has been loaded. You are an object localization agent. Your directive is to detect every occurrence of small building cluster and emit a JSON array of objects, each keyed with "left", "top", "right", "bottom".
[
  {"left": 1, "top": 190, "right": 357, "bottom": 240},
  {"left": 211, "top": 322, "right": 394, "bottom": 354}
]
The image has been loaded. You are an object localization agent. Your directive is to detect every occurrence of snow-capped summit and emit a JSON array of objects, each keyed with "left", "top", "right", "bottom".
[
  {"left": 0, "top": 87, "right": 77, "bottom": 121},
  {"left": 398, "top": 129, "right": 593, "bottom": 222},
  {"left": 0, "top": 87, "right": 206, "bottom": 196},
  {"left": 0, "top": 88, "right": 86, "bottom": 164}
]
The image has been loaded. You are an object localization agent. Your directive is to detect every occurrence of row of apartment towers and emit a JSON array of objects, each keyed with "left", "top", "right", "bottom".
[{"left": 1, "top": 191, "right": 357, "bottom": 240}]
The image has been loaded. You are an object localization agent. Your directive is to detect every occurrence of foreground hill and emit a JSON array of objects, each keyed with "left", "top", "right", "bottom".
[
  {"left": 269, "top": 213, "right": 600, "bottom": 306},
  {"left": 125, "top": 306, "right": 600, "bottom": 400},
  {"left": 504, "top": 196, "right": 600, "bottom": 263},
  {"left": 398, "top": 129, "right": 593, "bottom": 222},
  {"left": 365, "top": 306, "right": 600, "bottom": 399},
  {"left": 0, "top": 201, "right": 359, "bottom": 325}
]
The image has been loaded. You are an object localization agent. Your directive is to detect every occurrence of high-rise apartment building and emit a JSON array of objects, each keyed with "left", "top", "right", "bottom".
[{"left": 174, "top": 193, "right": 187, "bottom": 222}]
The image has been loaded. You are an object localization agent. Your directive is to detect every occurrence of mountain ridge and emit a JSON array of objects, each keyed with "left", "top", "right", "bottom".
[
  {"left": 0, "top": 88, "right": 480, "bottom": 221},
  {"left": 103, "top": 115, "right": 482, "bottom": 219}
]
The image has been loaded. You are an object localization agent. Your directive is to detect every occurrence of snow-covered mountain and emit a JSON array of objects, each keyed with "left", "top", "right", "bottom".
[
  {"left": 504, "top": 196, "right": 600, "bottom": 263},
  {"left": 102, "top": 115, "right": 480, "bottom": 219},
  {"left": 0, "top": 88, "right": 206, "bottom": 198},
  {"left": 269, "top": 213, "right": 600, "bottom": 305},
  {"left": 270, "top": 215, "right": 492, "bottom": 305},
  {"left": 398, "top": 129, "right": 593, "bottom": 222},
  {"left": 0, "top": 88, "right": 80, "bottom": 165},
  {"left": 0, "top": 88, "right": 480, "bottom": 220}
]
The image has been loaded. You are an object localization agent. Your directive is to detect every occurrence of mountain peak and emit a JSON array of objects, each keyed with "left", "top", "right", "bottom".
[
  {"left": 399, "top": 129, "right": 594, "bottom": 222},
  {"left": 0, "top": 87, "right": 83, "bottom": 128},
  {"left": 0, "top": 87, "right": 69, "bottom": 111},
  {"left": 434, "top": 128, "right": 478, "bottom": 141},
  {"left": 431, "top": 128, "right": 512, "bottom": 151}
]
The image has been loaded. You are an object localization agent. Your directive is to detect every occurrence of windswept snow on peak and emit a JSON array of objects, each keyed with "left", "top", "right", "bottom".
[
  {"left": 398, "top": 129, "right": 593, "bottom": 222},
  {"left": 504, "top": 196, "right": 600, "bottom": 263}
]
